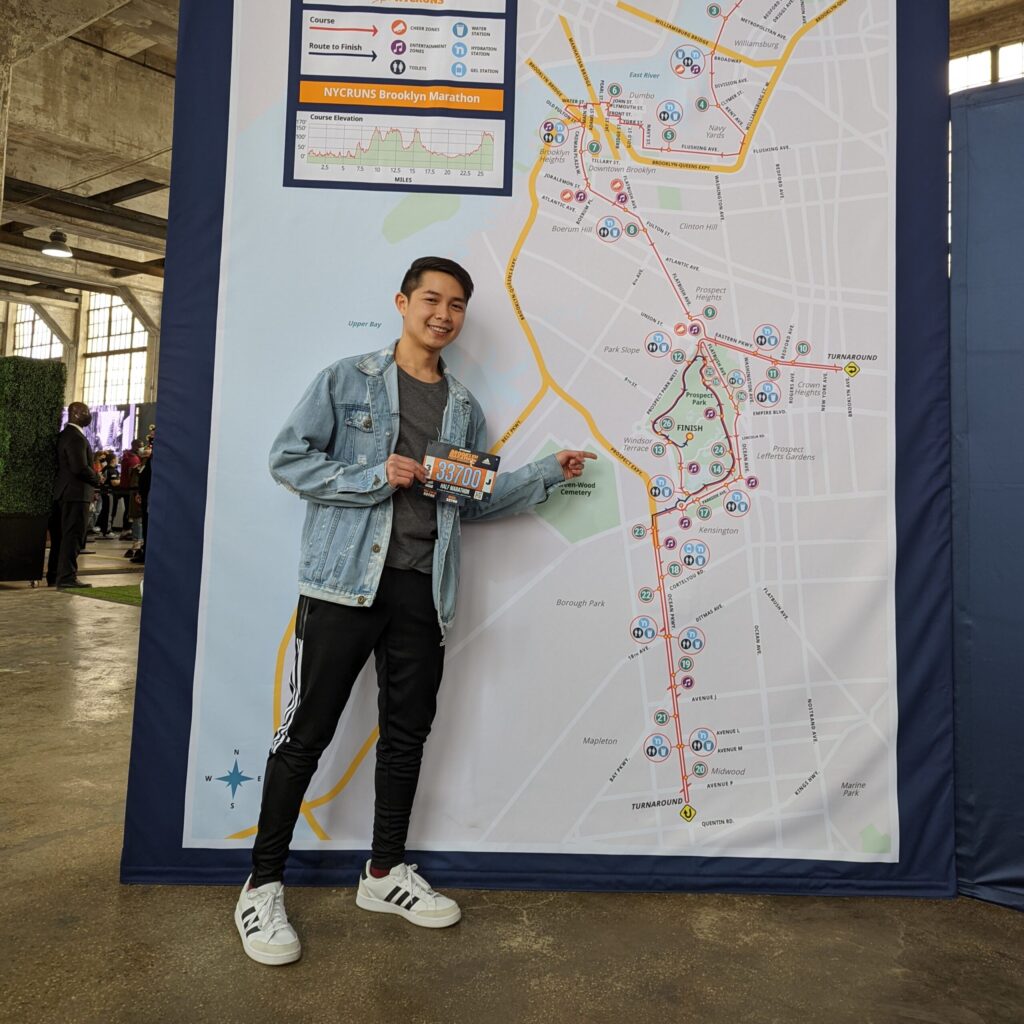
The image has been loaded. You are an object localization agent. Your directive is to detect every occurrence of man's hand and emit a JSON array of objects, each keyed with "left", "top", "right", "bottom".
[
  {"left": 555, "top": 450, "right": 598, "bottom": 480},
  {"left": 386, "top": 453, "right": 426, "bottom": 489}
]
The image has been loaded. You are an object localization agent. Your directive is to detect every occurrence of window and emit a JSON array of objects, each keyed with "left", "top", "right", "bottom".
[
  {"left": 950, "top": 42, "right": 1024, "bottom": 94},
  {"left": 949, "top": 50, "right": 993, "bottom": 93},
  {"left": 82, "top": 294, "right": 148, "bottom": 406},
  {"left": 12, "top": 305, "right": 62, "bottom": 359},
  {"left": 998, "top": 42, "right": 1024, "bottom": 83}
]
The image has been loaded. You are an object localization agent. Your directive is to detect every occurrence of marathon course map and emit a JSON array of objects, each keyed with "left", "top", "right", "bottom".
[{"left": 214, "top": 0, "right": 899, "bottom": 863}]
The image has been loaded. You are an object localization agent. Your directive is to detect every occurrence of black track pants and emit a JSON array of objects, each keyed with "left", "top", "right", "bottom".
[{"left": 250, "top": 568, "right": 445, "bottom": 886}]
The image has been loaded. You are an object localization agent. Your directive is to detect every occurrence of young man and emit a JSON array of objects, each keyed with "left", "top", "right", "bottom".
[{"left": 235, "top": 256, "right": 595, "bottom": 965}]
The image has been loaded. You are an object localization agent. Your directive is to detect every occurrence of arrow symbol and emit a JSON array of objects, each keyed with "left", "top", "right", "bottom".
[
  {"left": 310, "top": 25, "right": 378, "bottom": 35},
  {"left": 309, "top": 49, "right": 377, "bottom": 61}
]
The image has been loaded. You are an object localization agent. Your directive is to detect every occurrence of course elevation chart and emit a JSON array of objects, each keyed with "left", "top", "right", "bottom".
[
  {"left": 285, "top": 0, "right": 515, "bottom": 194},
  {"left": 295, "top": 112, "right": 504, "bottom": 188}
]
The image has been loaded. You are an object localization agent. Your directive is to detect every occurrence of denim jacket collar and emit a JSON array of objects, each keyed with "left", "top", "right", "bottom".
[{"left": 356, "top": 343, "right": 472, "bottom": 407}]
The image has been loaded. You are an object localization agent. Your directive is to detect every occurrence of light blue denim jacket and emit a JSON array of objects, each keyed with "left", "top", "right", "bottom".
[{"left": 269, "top": 344, "right": 565, "bottom": 635}]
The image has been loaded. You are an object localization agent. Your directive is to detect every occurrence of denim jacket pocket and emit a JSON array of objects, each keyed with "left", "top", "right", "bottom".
[
  {"left": 301, "top": 503, "right": 356, "bottom": 585},
  {"left": 341, "top": 404, "right": 376, "bottom": 463},
  {"left": 300, "top": 502, "right": 326, "bottom": 563}
]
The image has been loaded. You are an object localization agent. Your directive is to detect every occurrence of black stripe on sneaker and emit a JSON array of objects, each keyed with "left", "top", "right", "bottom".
[
  {"left": 406, "top": 895, "right": 420, "bottom": 909},
  {"left": 241, "top": 907, "right": 256, "bottom": 921},
  {"left": 245, "top": 925, "right": 261, "bottom": 936},
  {"left": 384, "top": 885, "right": 402, "bottom": 903}
]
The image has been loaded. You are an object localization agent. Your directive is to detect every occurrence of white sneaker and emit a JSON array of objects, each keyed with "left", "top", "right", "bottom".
[
  {"left": 356, "top": 861, "right": 461, "bottom": 928},
  {"left": 234, "top": 876, "right": 302, "bottom": 965}
]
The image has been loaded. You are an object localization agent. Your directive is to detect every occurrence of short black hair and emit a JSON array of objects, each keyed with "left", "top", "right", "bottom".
[{"left": 400, "top": 256, "right": 474, "bottom": 302}]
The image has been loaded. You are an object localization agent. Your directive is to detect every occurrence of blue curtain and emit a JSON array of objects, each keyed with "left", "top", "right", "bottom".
[{"left": 952, "top": 80, "right": 1024, "bottom": 912}]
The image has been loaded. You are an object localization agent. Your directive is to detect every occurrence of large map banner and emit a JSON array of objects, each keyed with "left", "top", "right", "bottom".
[{"left": 122, "top": 0, "right": 955, "bottom": 892}]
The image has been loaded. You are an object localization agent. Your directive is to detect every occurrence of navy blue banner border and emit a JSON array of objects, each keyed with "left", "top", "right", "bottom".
[{"left": 122, "top": 1, "right": 955, "bottom": 895}]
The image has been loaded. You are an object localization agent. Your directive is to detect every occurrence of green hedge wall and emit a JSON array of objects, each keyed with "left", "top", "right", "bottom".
[{"left": 0, "top": 356, "right": 67, "bottom": 516}]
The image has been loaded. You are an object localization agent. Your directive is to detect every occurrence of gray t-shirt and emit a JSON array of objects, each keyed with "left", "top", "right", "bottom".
[{"left": 385, "top": 365, "right": 449, "bottom": 574}]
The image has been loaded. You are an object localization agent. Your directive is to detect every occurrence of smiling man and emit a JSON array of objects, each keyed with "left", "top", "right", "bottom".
[{"left": 235, "top": 256, "right": 595, "bottom": 965}]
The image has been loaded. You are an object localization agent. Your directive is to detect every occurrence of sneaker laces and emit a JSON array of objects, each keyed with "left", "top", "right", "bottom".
[
  {"left": 398, "top": 864, "right": 438, "bottom": 903},
  {"left": 252, "top": 886, "right": 290, "bottom": 936}
]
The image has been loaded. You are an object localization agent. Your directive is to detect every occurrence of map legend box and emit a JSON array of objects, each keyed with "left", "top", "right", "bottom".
[{"left": 285, "top": 0, "right": 516, "bottom": 194}]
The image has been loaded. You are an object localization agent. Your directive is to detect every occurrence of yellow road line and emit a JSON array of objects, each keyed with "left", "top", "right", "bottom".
[
  {"left": 616, "top": 2, "right": 780, "bottom": 69},
  {"left": 494, "top": 384, "right": 549, "bottom": 453},
  {"left": 609, "top": 2, "right": 845, "bottom": 175},
  {"left": 226, "top": 734, "right": 373, "bottom": 841},
  {"left": 307, "top": 728, "right": 379, "bottom": 809},
  {"left": 228, "top": 616, "right": 378, "bottom": 842},
  {"left": 502, "top": 144, "right": 648, "bottom": 487},
  {"left": 558, "top": 17, "right": 620, "bottom": 158},
  {"left": 301, "top": 805, "right": 329, "bottom": 840},
  {"left": 526, "top": 58, "right": 573, "bottom": 109},
  {"left": 813, "top": 0, "right": 849, "bottom": 27},
  {"left": 225, "top": 807, "right": 330, "bottom": 842}
]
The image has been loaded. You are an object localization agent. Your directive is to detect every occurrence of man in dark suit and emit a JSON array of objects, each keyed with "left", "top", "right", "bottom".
[{"left": 46, "top": 402, "right": 101, "bottom": 589}]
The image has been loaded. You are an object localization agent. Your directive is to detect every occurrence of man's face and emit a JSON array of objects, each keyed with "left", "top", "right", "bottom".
[
  {"left": 395, "top": 270, "right": 467, "bottom": 354},
  {"left": 69, "top": 404, "right": 92, "bottom": 427}
]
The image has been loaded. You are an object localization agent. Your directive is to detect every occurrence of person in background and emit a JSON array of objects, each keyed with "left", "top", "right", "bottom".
[
  {"left": 113, "top": 438, "right": 144, "bottom": 534},
  {"left": 97, "top": 451, "right": 118, "bottom": 538},
  {"left": 132, "top": 441, "right": 152, "bottom": 565},
  {"left": 46, "top": 402, "right": 101, "bottom": 589},
  {"left": 87, "top": 452, "right": 104, "bottom": 535},
  {"left": 122, "top": 447, "right": 148, "bottom": 560}
]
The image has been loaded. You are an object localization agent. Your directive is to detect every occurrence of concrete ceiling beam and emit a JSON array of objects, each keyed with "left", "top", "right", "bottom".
[
  {"left": 90, "top": 179, "right": 167, "bottom": 205},
  {"left": 0, "top": 264, "right": 97, "bottom": 292},
  {"left": 951, "top": 4, "right": 1024, "bottom": 57},
  {"left": 0, "top": 252, "right": 159, "bottom": 296},
  {"left": 0, "top": 206, "right": 166, "bottom": 256},
  {"left": 4, "top": 40, "right": 173, "bottom": 194},
  {"left": 117, "top": 284, "right": 161, "bottom": 333},
  {"left": 0, "top": 230, "right": 164, "bottom": 277},
  {"left": 0, "top": 288, "right": 82, "bottom": 309},
  {"left": 74, "top": 22, "right": 159, "bottom": 59},
  {"left": 30, "top": 301, "right": 77, "bottom": 350},
  {"left": 3, "top": 176, "right": 167, "bottom": 239},
  {"left": 0, "top": 0, "right": 133, "bottom": 65},
  {"left": 102, "top": 0, "right": 180, "bottom": 52},
  {"left": 0, "top": 66, "right": 10, "bottom": 218}
]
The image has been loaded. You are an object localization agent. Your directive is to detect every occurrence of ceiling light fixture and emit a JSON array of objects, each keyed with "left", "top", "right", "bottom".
[{"left": 41, "top": 230, "right": 73, "bottom": 258}]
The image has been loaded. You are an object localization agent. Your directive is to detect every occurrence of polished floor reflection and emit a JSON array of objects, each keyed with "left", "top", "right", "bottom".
[{"left": 1, "top": 576, "right": 1022, "bottom": 1024}]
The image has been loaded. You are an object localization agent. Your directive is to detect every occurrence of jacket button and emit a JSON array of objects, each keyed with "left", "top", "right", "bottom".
[
  {"left": 357, "top": 596, "right": 366, "bottom": 605},
  {"left": 363, "top": 418, "right": 372, "bottom": 429},
  {"left": 372, "top": 543, "right": 380, "bottom": 553}
]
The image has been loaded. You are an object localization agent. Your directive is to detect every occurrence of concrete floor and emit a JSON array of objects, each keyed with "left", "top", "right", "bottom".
[{"left": 2, "top": 581, "right": 1023, "bottom": 1024}]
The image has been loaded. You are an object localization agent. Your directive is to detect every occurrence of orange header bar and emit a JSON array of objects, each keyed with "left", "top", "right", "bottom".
[{"left": 299, "top": 81, "right": 504, "bottom": 113}]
